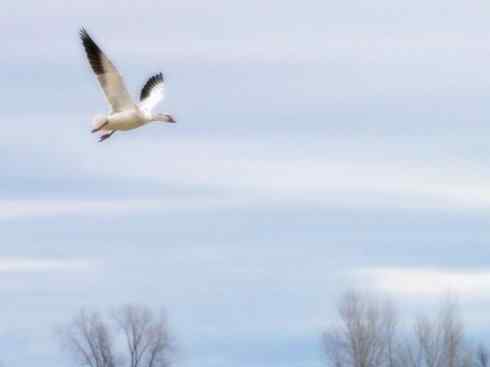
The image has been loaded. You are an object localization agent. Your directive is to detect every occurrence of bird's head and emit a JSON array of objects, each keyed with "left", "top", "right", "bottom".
[{"left": 155, "top": 113, "right": 176, "bottom": 123}]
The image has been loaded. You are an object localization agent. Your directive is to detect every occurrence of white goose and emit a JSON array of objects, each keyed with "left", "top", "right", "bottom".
[{"left": 80, "top": 29, "right": 176, "bottom": 142}]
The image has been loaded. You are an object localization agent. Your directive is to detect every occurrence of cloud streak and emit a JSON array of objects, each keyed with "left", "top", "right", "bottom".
[
  {"left": 0, "top": 199, "right": 161, "bottom": 219},
  {"left": 0, "top": 257, "right": 96, "bottom": 273},
  {"left": 0, "top": 197, "right": 248, "bottom": 219},
  {"left": 362, "top": 267, "right": 490, "bottom": 296}
]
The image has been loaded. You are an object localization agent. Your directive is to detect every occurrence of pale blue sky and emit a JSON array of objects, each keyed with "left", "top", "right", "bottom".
[{"left": 2, "top": 0, "right": 490, "bottom": 366}]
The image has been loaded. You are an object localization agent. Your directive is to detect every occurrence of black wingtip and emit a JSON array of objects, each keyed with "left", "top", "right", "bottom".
[
  {"left": 152, "top": 72, "right": 164, "bottom": 83},
  {"left": 79, "top": 28, "right": 105, "bottom": 75},
  {"left": 79, "top": 27, "right": 89, "bottom": 39},
  {"left": 140, "top": 72, "right": 165, "bottom": 101}
]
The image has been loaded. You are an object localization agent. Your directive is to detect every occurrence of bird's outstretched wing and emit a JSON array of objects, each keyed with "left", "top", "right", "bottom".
[
  {"left": 80, "top": 29, "right": 134, "bottom": 113},
  {"left": 139, "top": 73, "right": 165, "bottom": 113}
]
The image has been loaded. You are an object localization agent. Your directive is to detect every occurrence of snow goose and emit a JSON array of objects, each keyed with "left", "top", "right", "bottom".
[{"left": 80, "top": 29, "right": 176, "bottom": 142}]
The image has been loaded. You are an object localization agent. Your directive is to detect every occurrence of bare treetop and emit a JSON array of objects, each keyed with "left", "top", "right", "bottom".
[
  {"left": 59, "top": 309, "right": 117, "bottom": 367},
  {"left": 324, "top": 290, "right": 398, "bottom": 367},
  {"left": 59, "top": 305, "right": 173, "bottom": 367},
  {"left": 113, "top": 305, "right": 171, "bottom": 367},
  {"left": 323, "top": 291, "right": 479, "bottom": 367}
]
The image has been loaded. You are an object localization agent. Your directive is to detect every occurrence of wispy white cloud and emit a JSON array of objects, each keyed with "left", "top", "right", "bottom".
[
  {"left": 5, "top": 130, "right": 490, "bottom": 213},
  {"left": 0, "top": 199, "right": 161, "bottom": 219},
  {"left": 0, "top": 197, "right": 246, "bottom": 219},
  {"left": 77, "top": 136, "right": 490, "bottom": 211},
  {"left": 361, "top": 267, "right": 490, "bottom": 296},
  {"left": 0, "top": 257, "right": 96, "bottom": 273}
]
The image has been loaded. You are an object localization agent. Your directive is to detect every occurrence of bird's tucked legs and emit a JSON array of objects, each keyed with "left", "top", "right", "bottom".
[
  {"left": 91, "top": 121, "right": 108, "bottom": 133},
  {"left": 98, "top": 130, "right": 116, "bottom": 142}
]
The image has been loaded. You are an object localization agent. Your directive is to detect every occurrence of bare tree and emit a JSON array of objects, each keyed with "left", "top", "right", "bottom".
[
  {"left": 322, "top": 291, "right": 482, "bottom": 367},
  {"left": 113, "top": 305, "right": 172, "bottom": 367},
  {"left": 323, "top": 290, "right": 399, "bottom": 367},
  {"left": 409, "top": 297, "right": 469, "bottom": 367},
  {"left": 59, "top": 309, "right": 117, "bottom": 367},
  {"left": 398, "top": 341, "right": 422, "bottom": 367},
  {"left": 476, "top": 345, "right": 489, "bottom": 367},
  {"left": 372, "top": 295, "right": 474, "bottom": 367},
  {"left": 59, "top": 305, "right": 172, "bottom": 367}
]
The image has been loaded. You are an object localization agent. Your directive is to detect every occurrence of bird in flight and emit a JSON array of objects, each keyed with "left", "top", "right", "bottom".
[{"left": 80, "top": 29, "right": 176, "bottom": 142}]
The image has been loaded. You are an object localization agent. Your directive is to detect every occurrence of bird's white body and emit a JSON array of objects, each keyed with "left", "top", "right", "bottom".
[
  {"left": 80, "top": 29, "right": 175, "bottom": 141},
  {"left": 108, "top": 109, "right": 146, "bottom": 131},
  {"left": 93, "top": 108, "right": 173, "bottom": 133},
  {"left": 95, "top": 109, "right": 146, "bottom": 132}
]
